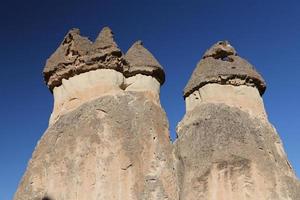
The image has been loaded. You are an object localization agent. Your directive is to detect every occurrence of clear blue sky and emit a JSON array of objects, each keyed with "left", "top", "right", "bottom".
[{"left": 0, "top": 0, "right": 299, "bottom": 199}]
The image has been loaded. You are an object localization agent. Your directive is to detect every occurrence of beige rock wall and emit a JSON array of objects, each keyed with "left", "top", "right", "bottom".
[
  {"left": 125, "top": 74, "right": 161, "bottom": 105},
  {"left": 125, "top": 74, "right": 160, "bottom": 93},
  {"left": 185, "top": 84, "right": 267, "bottom": 119},
  {"left": 15, "top": 91, "right": 178, "bottom": 200},
  {"left": 176, "top": 86, "right": 300, "bottom": 200},
  {"left": 50, "top": 69, "right": 124, "bottom": 125},
  {"left": 50, "top": 70, "right": 161, "bottom": 125},
  {"left": 14, "top": 33, "right": 300, "bottom": 199}
]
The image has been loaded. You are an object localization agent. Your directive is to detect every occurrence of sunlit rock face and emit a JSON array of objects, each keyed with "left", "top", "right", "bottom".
[
  {"left": 122, "top": 40, "right": 165, "bottom": 105},
  {"left": 175, "top": 41, "right": 300, "bottom": 200},
  {"left": 15, "top": 93, "right": 178, "bottom": 200},
  {"left": 123, "top": 40, "right": 165, "bottom": 85},
  {"left": 183, "top": 40, "right": 266, "bottom": 98},
  {"left": 50, "top": 69, "right": 124, "bottom": 125},
  {"left": 14, "top": 31, "right": 300, "bottom": 200},
  {"left": 124, "top": 74, "right": 161, "bottom": 105},
  {"left": 185, "top": 84, "right": 267, "bottom": 119},
  {"left": 175, "top": 104, "right": 299, "bottom": 200},
  {"left": 14, "top": 28, "right": 178, "bottom": 200}
]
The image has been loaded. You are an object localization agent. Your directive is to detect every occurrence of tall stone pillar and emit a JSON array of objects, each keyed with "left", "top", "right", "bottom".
[
  {"left": 14, "top": 28, "right": 177, "bottom": 200},
  {"left": 175, "top": 41, "right": 300, "bottom": 200}
]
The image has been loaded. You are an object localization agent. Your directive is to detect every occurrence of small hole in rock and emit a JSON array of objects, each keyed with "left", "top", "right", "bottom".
[
  {"left": 221, "top": 56, "right": 234, "bottom": 62},
  {"left": 42, "top": 197, "right": 51, "bottom": 200}
]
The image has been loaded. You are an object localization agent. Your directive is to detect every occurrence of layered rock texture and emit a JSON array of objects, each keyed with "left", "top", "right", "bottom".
[
  {"left": 175, "top": 41, "right": 300, "bottom": 200},
  {"left": 15, "top": 29, "right": 300, "bottom": 200}
]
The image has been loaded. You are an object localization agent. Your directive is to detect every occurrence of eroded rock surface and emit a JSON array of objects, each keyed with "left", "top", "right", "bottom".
[
  {"left": 184, "top": 41, "right": 266, "bottom": 97},
  {"left": 185, "top": 84, "right": 267, "bottom": 119},
  {"left": 14, "top": 92, "right": 178, "bottom": 200},
  {"left": 175, "top": 41, "right": 300, "bottom": 200},
  {"left": 43, "top": 27, "right": 126, "bottom": 90},
  {"left": 124, "top": 40, "right": 165, "bottom": 84},
  {"left": 49, "top": 69, "right": 124, "bottom": 125},
  {"left": 15, "top": 27, "right": 178, "bottom": 200},
  {"left": 15, "top": 32, "right": 300, "bottom": 200},
  {"left": 175, "top": 104, "right": 299, "bottom": 200}
]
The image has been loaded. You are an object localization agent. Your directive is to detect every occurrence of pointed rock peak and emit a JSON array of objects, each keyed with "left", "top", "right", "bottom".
[
  {"left": 125, "top": 40, "right": 162, "bottom": 69},
  {"left": 203, "top": 40, "right": 237, "bottom": 59},
  {"left": 43, "top": 28, "right": 92, "bottom": 90},
  {"left": 62, "top": 28, "right": 89, "bottom": 44},
  {"left": 68, "top": 28, "right": 80, "bottom": 34},
  {"left": 132, "top": 40, "right": 143, "bottom": 46},
  {"left": 96, "top": 27, "right": 113, "bottom": 41},
  {"left": 94, "top": 26, "right": 119, "bottom": 50},
  {"left": 124, "top": 40, "right": 165, "bottom": 84},
  {"left": 183, "top": 41, "right": 266, "bottom": 98}
]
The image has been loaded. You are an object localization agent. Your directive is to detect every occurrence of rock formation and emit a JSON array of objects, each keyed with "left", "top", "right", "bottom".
[
  {"left": 14, "top": 27, "right": 178, "bottom": 200},
  {"left": 175, "top": 41, "right": 300, "bottom": 199},
  {"left": 15, "top": 29, "right": 300, "bottom": 200}
]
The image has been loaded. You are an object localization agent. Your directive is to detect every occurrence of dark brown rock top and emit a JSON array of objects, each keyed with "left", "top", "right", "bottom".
[
  {"left": 183, "top": 41, "right": 266, "bottom": 98},
  {"left": 203, "top": 40, "right": 237, "bottom": 59},
  {"left": 88, "top": 26, "right": 122, "bottom": 57},
  {"left": 43, "top": 27, "right": 126, "bottom": 91},
  {"left": 124, "top": 41, "right": 165, "bottom": 85}
]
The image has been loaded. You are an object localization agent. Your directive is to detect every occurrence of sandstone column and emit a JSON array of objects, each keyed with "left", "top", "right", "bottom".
[
  {"left": 175, "top": 41, "right": 300, "bottom": 200},
  {"left": 14, "top": 27, "right": 177, "bottom": 200}
]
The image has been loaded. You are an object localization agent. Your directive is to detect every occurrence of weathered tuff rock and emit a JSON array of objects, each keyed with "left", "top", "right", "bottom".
[
  {"left": 14, "top": 92, "right": 178, "bottom": 200},
  {"left": 124, "top": 40, "right": 165, "bottom": 85},
  {"left": 123, "top": 40, "right": 164, "bottom": 103},
  {"left": 43, "top": 27, "right": 126, "bottom": 90},
  {"left": 175, "top": 104, "right": 300, "bottom": 199},
  {"left": 15, "top": 27, "right": 178, "bottom": 200},
  {"left": 15, "top": 31, "right": 300, "bottom": 200},
  {"left": 48, "top": 39, "right": 164, "bottom": 125},
  {"left": 175, "top": 41, "right": 300, "bottom": 199},
  {"left": 184, "top": 41, "right": 266, "bottom": 97}
]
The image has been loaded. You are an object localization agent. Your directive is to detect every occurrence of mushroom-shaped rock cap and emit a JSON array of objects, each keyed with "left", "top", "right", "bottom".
[
  {"left": 43, "top": 28, "right": 92, "bottom": 90},
  {"left": 184, "top": 41, "right": 266, "bottom": 98},
  {"left": 90, "top": 26, "right": 122, "bottom": 56},
  {"left": 124, "top": 40, "right": 165, "bottom": 85},
  {"left": 80, "top": 26, "right": 125, "bottom": 72},
  {"left": 43, "top": 27, "right": 126, "bottom": 91}
]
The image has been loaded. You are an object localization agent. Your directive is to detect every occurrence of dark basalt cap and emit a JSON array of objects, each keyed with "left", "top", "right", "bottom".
[
  {"left": 124, "top": 40, "right": 165, "bottom": 85},
  {"left": 43, "top": 27, "right": 125, "bottom": 91},
  {"left": 184, "top": 41, "right": 266, "bottom": 98}
]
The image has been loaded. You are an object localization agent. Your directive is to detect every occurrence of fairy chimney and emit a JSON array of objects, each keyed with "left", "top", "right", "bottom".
[
  {"left": 124, "top": 40, "right": 165, "bottom": 102},
  {"left": 175, "top": 41, "right": 300, "bottom": 200},
  {"left": 14, "top": 27, "right": 178, "bottom": 200},
  {"left": 14, "top": 31, "right": 300, "bottom": 200}
]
